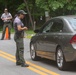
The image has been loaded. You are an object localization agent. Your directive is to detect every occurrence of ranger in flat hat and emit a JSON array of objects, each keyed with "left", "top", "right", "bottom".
[
  {"left": 1, "top": 8, "right": 12, "bottom": 40},
  {"left": 13, "top": 10, "right": 29, "bottom": 67}
]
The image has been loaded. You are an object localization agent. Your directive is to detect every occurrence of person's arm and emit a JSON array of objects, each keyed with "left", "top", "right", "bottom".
[
  {"left": 1, "top": 14, "right": 5, "bottom": 21},
  {"left": 7, "top": 16, "right": 12, "bottom": 20},
  {"left": 1, "top": 18, "right": 5, "bottom": 21},
  {"left": 17, "top": 25, "right": 28, "bottom": 31},
  {"left": 1, "top": 13, "right": 12, "bottom": 21}
]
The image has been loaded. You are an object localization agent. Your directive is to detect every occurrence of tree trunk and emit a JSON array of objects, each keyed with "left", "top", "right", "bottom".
[{"left": 23, "top": 0, "right": 34, "bottom": 30}]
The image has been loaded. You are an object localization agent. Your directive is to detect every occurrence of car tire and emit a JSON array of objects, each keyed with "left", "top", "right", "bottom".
[
  {"left": 56, "top": 47, "right": 68, "bottom": 70},
  {"left": 30, "top": 43, "right": 39, "bottom": 61}
]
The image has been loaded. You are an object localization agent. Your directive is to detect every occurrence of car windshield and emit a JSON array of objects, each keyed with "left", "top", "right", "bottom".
[{"left": 68, "top": 18, "right": 76, "bottom": 30}]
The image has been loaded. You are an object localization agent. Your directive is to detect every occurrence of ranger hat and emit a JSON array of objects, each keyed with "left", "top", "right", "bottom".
[
  {"left": 17, "top": 10, "right": 27, "bottom": 15},
  {"left": 4, "top": 8, "right": 8, "bottom": 11}
]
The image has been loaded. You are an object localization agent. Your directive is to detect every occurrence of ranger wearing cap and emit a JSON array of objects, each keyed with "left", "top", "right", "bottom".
[{"left": 13, "top": 10, "right": 29, "bottom": 67}]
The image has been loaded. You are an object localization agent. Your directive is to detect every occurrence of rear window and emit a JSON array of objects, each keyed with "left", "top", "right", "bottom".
[{"left": 68, "top": 18, "right": 76, "bottom": 30}]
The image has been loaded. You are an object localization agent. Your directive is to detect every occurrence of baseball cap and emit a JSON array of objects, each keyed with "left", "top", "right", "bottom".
[{"left": 17, "top": 10, "right": 27, "bottom": 15}]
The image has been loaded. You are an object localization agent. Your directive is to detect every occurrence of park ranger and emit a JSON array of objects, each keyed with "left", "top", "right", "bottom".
[
  {"left": 13, "top": 10, "right": 29, "bottom": 67},
  {"left": 1, "top": 8, "right": 12, "bottom": 40}
]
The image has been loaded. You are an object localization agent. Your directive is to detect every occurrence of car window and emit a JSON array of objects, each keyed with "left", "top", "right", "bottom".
[
  {"left": 50, "top": 21, "right": 63, "bottom": 32},
  {"left": 42, "top": 22, "right": 53, "bottom": 33},
  {"left": 68, "top": 18, "right": 76, "bottom": 30}
]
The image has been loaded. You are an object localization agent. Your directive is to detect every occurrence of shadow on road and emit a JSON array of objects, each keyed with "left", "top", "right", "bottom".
[
  {"left": 67, "top": 62, "right": 76, "bottom": 71},
  {"left": 37, "top": 58, "right": 76, "bottom": 72},
  {"left": 40, "top": 58, "right": 57, "bottom": 68}
]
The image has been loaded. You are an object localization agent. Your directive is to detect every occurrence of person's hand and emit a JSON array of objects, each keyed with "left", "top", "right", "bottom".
[
  {"left": 2, "top": 18, "right": 7, "bottom": 21},
  {"left": 24, "top": 27, "right": 28, "bottom": 30}
]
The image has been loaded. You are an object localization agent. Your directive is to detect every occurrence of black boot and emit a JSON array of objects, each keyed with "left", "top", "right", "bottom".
[
  {"left": 21, "top": 63, "right": 29, "bottom": 67},
  {"left": 16, "top": 62, "right": 21, "bottom": 66}
]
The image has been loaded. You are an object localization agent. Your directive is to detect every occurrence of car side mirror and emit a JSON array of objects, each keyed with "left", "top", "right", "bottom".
[{"left": 34, "top": 29, "right": 40, "bottom": 33}]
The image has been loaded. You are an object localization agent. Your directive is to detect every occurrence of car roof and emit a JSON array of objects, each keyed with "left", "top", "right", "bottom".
[{"left": 53, "top": 15, "right": 76, "bottom": 19}]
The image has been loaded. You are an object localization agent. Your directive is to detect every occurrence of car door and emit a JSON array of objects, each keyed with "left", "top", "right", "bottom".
[
  {"left": 38, "top": 18, "right": 63, "bottom": 60},
  {"left": 42, "top": 19, "right": 64, "bottom": 60},
  {"left": 36, "top": 20, "right": 53, "bottom": 56},
  {"left": 36, "top": 18, "right": 64, "bottom": 60}
]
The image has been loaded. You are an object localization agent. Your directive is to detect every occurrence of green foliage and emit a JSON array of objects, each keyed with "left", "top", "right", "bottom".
[
  {"left": 67, "top": 0, "right": 76, "bottom": 10},
  {"left": 0, "top": 0, "right": 76, "bottom": 15},
  {"left": 36, "top": 0, "right": 67, "bottom": 11},
  {"left": 0, "top": 0, "right": 76, "bottom": 28},
  {"left": 17, "top": 3, "right": 26, "bottom": 10},
  {"left": 0, "top": 0, "right": 76, "bottom": 16},
  {"left": 35, "top": 0, "right": 76, "bottom": 16}
]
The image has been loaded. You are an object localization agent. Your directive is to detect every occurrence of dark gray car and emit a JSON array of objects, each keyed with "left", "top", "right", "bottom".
[{"left": 30, "top": 16, "right": 76, "bottom": 70}]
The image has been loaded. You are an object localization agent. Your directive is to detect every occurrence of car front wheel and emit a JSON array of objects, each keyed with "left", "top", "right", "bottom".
[{"left": 30, "top": 43, "right": 39, "bottom": 61}]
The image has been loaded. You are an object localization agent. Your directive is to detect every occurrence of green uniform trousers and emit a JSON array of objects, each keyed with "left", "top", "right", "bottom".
[
  {"left": 1, "top": 23, "right": 11, "bottom": 39},
  {"left": 14, "top": 35, "right": 25, "bottom": 64}
]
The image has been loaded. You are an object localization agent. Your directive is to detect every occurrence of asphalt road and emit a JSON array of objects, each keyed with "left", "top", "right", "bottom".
[{"left": 0, "top": 33, "right": 76, "bottom": 75}]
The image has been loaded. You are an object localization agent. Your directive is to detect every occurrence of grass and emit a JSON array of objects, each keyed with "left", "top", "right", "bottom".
[
  {"left": 0, "top": 28, "right": 35, "bottom": 39},
  {"left": 25, "top": 30, "right": 34, "bottom": 34},
  {"left": 25, "top": 30, "right": 35, "bottom": 39}
]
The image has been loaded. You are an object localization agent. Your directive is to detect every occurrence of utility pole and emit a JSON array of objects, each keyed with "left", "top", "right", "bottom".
[{"left": 24, "top": 0, "right": 34, "bottom": 30}]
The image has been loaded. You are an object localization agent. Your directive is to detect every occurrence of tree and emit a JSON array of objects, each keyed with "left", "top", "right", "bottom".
[
  {"left": 36, "top": 0, "right": 76, "bottom": 16},
  {"left": 23, "top": 0, "right": 34, "bottom": 30},
  {"left": 0, "top": 0, "right": 76, "bottom": 28}
]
